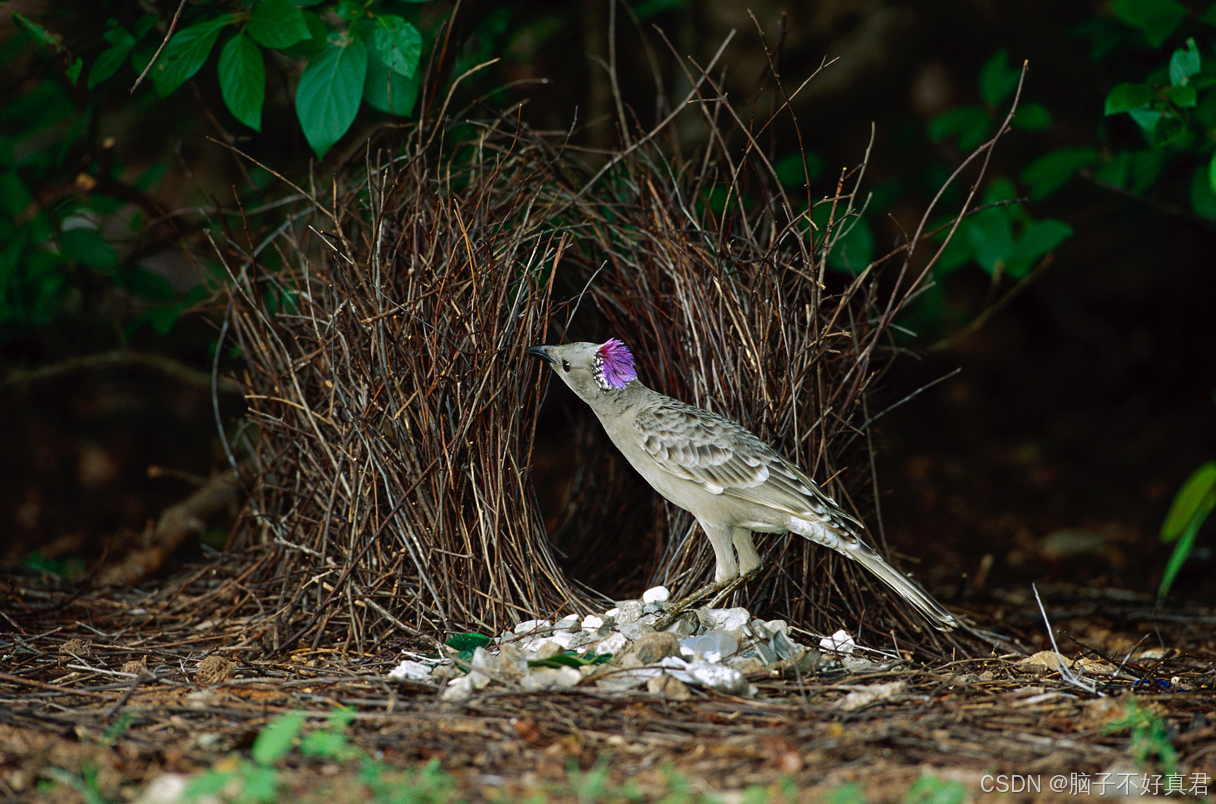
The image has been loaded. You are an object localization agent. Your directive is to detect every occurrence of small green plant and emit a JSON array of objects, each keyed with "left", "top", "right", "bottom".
[
  {"left": 904, "top": 774, "right": 967, "bottom": 804},
  {"left": 1105, "top": 697, "right": 1179, "bottom": 775},
  {"left": 1158, "top": 459, "right": 1216, "bottom": 600},
  {"left": 183, "top": 708, "right": 458, "bottom": 804}
]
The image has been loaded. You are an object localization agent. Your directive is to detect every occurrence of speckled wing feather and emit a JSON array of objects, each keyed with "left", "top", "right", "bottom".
[{"left": 634, "top": 399, "right": 861, "bottom": 531}]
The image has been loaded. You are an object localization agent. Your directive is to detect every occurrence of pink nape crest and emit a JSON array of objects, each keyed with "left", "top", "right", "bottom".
[{"left": 595, "top": 338, "right": 637, "bottom": 390}]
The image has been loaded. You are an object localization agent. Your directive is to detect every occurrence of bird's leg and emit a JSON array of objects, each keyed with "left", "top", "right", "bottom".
[{"left": 651, "top": 567, "right": 761, "bottom": 631}]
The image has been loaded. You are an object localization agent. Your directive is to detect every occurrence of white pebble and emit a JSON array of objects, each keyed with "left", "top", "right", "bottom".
[
  {"left": 581, "top": 614, "right": 604, "bottom": 630},
  {"left": 642, "top": 586, "right": 670, "bottom": 604}
]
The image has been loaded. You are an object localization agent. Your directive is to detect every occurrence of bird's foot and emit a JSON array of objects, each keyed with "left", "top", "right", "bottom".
[{"left": 651, "top": 568, "right": 760, "bottom": 631}]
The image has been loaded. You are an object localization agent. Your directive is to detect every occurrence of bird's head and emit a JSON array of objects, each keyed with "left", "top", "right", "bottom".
[{"left": 526, "top": 338, "right": 638, "bottom": 400}]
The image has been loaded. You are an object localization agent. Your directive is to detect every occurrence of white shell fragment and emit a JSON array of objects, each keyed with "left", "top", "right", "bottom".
[
  {"left": 419, "top": 592, "right": 845, "bottom": 702},
  {"left": 642, "top": 586, "right": 670, "bottom": 604},
  {"left": 820, "top": 630, "right": 856, "bottom": 655},
  {"left": 387, "top": 659, "right": 434, "bottom": 682}
]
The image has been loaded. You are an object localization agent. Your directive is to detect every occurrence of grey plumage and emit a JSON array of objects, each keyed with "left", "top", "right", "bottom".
[{"left": 527, "top": 339, "right": 957, "bottom": 630}]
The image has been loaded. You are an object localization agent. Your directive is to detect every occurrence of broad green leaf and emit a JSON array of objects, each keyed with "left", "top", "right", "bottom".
[
  {"left": 1169, "top": 38, "right": 1201, "bottom": 85},
  {"left": 296, "top": 33, "right": 367, "bottom": 158},
  {"left": 827, "top": 215, "right": 874, "bottom": 273},
  {"left": 367, "top": 15, "right": 422, "bottom": 79},
  {"left": 979, "top": 50, "right": 1019, "bottom": 108},
  {"left": 1159, "top": 514, "right": 1204, "bottom": 600},
  {"left": 59, "top": 228, "right": 118, "bottom": 271},
  {"left": 927, "top": 107, "right": 992, "bottom": 151},
  {"left": 151, "top": 15, "right": 232, "bottom": 97},
  {"left": 773, "top": 152, "right": 825, "bottom": 187},
  {"left": 248, "top": 0, "right": 310, "bottom": 50},
  {"left": 1110, "top": 0, "right": 1188, "bottom": 47},
  {"left": 1011, "top": 102, "right": 1052, "bottom": 131},
  {"left": 932, "top": 220, "right": 974, "bottom": 275},
  {"left": 1168, "top": 85, "right": 1197, "bottom": 107},
  {"left": 1158, "top": 461, "right": 1216, "bottom": 599},
  {"left": 114, "top": 266, "right": 175, "bottom": 301},
  {"left": 1192, "top": 162, "right": 1216, "bottom": 217},
  {"left": 89, "top": 43, "right": 132, "bottom": 89},
  {"left": 0, "top": 172, "right": 32, "bottom": 213},
  {"left": 12, "top": 11, "right": 63, "bottom": 51},
  {"left": 1104, "top": 82, "right": 1154, "bottom": 115},
  {"left": 252, "top": 711, "right": 306, "bottom": 766},
  {"left": 444, "top": 633, "right": 491, "bottom": 651},
  {"left": 218, "top": 33, "right": 265, "bottom": 130},
  {"left": 1126, "top": 105, "right": 1163, "bottom": 139},
  {"left": 364, "top": 48, "right": 420, "bottom": 115},
  {"left": 280, "top": 12, "right": 328, "bottom": 57},
  {"left": 1202, "top": 3, "right": 1216, "bottom": 24},
  {"left": 966, "top": 207, "right": 1014, "bottom": 276},
  {"left": 1006, "top": 219, "right": 1073, "bottom": 277},
  {"left": 1021, "top": 147, "right": 1100, "bottom": 200},
  {"left": 1161, "top": 462, "right": 1216, "bottom": 542},
  {"left": 65, "top": 58, "right": 82, "bottom": 85}
]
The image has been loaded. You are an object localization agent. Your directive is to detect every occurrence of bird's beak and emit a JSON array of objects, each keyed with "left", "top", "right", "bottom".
[{"left": 526, "top": 345, "right": 555, "bottom": 366}]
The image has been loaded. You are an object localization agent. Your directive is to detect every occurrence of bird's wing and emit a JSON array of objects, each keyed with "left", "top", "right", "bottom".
[{"left": 634, "top": 400, "right": 860, "bottom": 528}]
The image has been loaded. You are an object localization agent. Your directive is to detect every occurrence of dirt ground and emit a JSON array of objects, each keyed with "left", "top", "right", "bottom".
[{"left": 2, "top": 565, "right": 1214, "bottom": 804}]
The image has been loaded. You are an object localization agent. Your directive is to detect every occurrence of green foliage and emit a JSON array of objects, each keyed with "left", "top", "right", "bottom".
[
  {"left": 904, "top": 775, "right": 967, "bottom": 804},
  {"left": 184, "top": 708, "right": 459, "bottom": 804},
  {"left": 114, "top": 0, "right": 434, "bottom": 157},
  {"left": 1158, "top": 460, "right": 1216, "bottom": 600},
  {"left": 1105, "top": 698, "right": 1179, "bottom": 775},
  {"left": 1030, "top": 3, "right": 1216, "bottom": 221}
]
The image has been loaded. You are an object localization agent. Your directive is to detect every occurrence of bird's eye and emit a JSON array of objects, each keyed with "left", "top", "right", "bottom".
[{"left": 561, "top": 360, "right": 571, "bottom": 372}]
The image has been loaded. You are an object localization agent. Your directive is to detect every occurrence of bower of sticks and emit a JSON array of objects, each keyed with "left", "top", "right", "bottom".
[{"left": 3, "top": 46, "right": 1214, "bottom": 804}]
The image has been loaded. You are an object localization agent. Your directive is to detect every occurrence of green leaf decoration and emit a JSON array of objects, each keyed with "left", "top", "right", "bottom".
[
  {"left": 1169, "top": 38, "right": 1201, "bottom": 85},
  {"left": 1110, "top": 0, "right": 1189, "bottom": 47},
  {"left": 248, "top": 0, "right": 311, "bottom": 51},
  {"left": 369, "top": 15, "right": 422, "bottom": 79},
  {"left": 151, "top": 15, "right": 232, "bottom": 98},
  {"left": 444, "top": 633, "right": 491, "bottom": 651},
  {"left": 219, "top": 33, "right": 265, "bottom": 131},
  {"left": 59, "top": 228, "right": 118, "bottom": 271},
  {"left": 527, "top": 651, "right": 612, "bottom": 668},
  {"left": 1161, "top": 462, "right": 1216, "bottom": 543},
  {"left": 1104, "top": 82, "right": 1154, "bottom": 115},
  {"left": 296, "top": 32, "right": 368, "bottom": 159},
  {"left": 252, "top": 711, "right": 306, "bottom": 766},
  {"left": 1021, "top": 147, "right": 1100, "bottom": 200},
  {"left": 364, "top": 48, "right": 420, "bottom": 116}
]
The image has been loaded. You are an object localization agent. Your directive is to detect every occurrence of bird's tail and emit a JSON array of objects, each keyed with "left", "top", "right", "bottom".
[{"left": 842, "top": 539, "right": 958, "bottom": 630}]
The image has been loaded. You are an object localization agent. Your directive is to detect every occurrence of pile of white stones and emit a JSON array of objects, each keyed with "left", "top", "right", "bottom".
[{"left": 390, "top": 586, "right": 836, "bottom": 701}]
